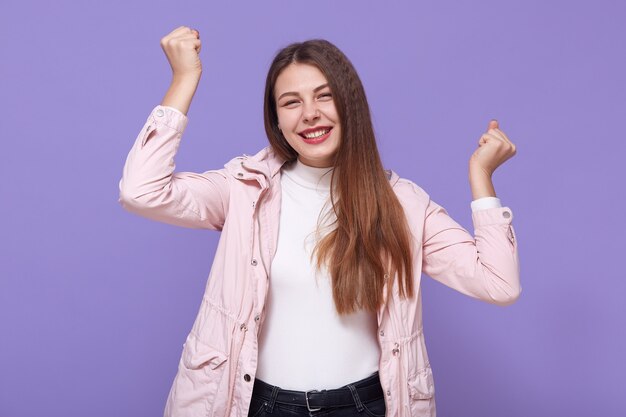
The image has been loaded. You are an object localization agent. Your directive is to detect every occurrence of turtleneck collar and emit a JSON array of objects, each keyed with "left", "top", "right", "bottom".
[{"left": 282, "top": 158, "right": 334, "bottom": 190}]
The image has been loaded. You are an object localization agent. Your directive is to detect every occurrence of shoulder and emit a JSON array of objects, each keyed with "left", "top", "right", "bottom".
[{"left": 387, "top": 170, "right": 431, "bottom": 205}]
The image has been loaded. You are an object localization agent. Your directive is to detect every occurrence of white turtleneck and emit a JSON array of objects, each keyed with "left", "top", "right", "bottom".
[
  {"left": 255, "top": 159, "right": 380, "bottom": 390},
  {"left": 253, "top": 157, "right": 503, "bottom": 391}
]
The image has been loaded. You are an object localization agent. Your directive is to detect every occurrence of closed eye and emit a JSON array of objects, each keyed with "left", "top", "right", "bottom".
[{"left": 283, "top": 93, "right": 332, "bottom": 107}]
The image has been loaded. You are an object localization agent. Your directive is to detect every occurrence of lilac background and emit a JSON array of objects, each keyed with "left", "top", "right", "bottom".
[{"left": 1, "top": 0, "right": 624, "bottom": 416}]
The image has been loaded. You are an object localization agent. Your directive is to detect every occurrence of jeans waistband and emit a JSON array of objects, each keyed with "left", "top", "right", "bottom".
[{"left": 251, "top": 371, "right": 384, "bottom": 411}]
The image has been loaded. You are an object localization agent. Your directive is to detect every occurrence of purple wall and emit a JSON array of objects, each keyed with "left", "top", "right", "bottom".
[{"left": 1, "top": 1, "right": 624, "bottom": 416}]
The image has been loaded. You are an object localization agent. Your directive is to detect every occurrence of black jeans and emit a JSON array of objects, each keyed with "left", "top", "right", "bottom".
[{"left": 247, "top": 371, "right": 386, "bottom": 417}]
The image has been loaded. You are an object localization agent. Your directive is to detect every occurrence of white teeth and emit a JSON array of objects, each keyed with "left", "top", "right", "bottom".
[{"left": 303, "top": 128, "right": 330, "bottom": 139}]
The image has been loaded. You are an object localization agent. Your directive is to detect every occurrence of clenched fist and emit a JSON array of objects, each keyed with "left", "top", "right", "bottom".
[
  {"left": 160, "top": 26, "right": 202, "bottom": 78},
  {"left": 470, "top": 120, "right": 517, "bottom": 177}
]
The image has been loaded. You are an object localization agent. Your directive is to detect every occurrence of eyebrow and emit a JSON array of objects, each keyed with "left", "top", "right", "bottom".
[{"left": 277, "top": 83, "right": 329, "bottom": 101}]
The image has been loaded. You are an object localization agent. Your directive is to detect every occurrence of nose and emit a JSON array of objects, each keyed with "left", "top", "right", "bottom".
[{"left": 302, "top": 101, "right": 320, "bottom": 123}]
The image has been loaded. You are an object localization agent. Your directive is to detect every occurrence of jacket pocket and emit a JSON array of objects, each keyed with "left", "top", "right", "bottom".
[
  {"left": 164, "top": 332, "right": 230, "bottom": 417},
  {"left": 407, "top": 366, "right": 435, "bottom": 400},
  {"left": 406, "top": 366, "right": 436, "bottom": 416},
  {"left": 182, "top": 332, "right": 229, "bottom": 370}
]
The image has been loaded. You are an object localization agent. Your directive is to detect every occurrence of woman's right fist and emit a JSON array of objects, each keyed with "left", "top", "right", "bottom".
[{"left": 160, "top": 26, "right": 202, "bottom": 78}]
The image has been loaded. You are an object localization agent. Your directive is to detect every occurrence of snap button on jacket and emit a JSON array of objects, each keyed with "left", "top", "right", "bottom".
[{"left": 119, "top": 106, "right": 521, "bottom": 417}]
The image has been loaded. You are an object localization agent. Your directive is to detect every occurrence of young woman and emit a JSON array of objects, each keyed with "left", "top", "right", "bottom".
[{"left": 119, "top": 26, "right": 520, "bottom": 417}]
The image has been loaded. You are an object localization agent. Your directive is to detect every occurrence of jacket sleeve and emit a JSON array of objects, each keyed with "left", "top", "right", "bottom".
[
  {"left": 421, "top": 197, "right": 521, "bottom": 306},
  {"left": 118, "top": 105, "right": 229, "bottom": 230}
]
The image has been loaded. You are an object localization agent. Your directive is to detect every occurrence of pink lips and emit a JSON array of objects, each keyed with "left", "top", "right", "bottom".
[{"left": 301, "top": 127, "right": 332, "bottom": 144}]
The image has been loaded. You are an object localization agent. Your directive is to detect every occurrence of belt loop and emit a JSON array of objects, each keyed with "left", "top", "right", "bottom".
[
  {"left": 266, "top": 385, "right": 280, "bottom": 413},
  {"left": 347, "top": 384, "right": 365, "bottom": 412}
]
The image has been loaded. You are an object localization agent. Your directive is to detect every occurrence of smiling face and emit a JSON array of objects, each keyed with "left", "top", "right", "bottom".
[{"left": 274, "top": 63, "right": 341, "bottom": 168}]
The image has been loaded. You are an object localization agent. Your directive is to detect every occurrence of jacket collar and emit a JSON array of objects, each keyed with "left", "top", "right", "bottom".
[
  {"left": 386, "top": 169, "right": 400, "bottom": 187},
  {"left": 226, "top": 145, "right": 400, "bottom": 187},
  {"left": 246, "top": 146, "right": 288, "bottom": 179},
  {"left": 223, "top": 146, "right": 286, "bottom": 180}
]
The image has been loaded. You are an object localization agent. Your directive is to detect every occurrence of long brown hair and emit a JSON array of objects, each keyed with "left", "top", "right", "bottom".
[{"left": 263, "top": 39, "right": 414, "bottom": 315}]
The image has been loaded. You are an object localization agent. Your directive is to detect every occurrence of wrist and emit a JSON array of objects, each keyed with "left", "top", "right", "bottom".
[
  {"left": 469, "top": 169, "right": 496, "bottom": 199},
  {"left": 469, "top": 163, "right": 492, "bottom": 179},
  {"left": 172, "top": 72, "right": 201, "bottom": 87}
]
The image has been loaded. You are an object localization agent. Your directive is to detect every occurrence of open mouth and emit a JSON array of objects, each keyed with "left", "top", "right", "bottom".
[{"left": 299, "top": 127, "right": 332, "bottom": 139}]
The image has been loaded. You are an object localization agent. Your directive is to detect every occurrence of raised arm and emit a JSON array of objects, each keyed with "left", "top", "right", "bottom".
[
  {"left": 421, "top": 119, "right": 521, "bottom": 306},
  {"left": 421, "top": 198, "right": 521, "bottom": 306},
  {"left": 118, "top": 26, "right": 230, "bottom": 230}
]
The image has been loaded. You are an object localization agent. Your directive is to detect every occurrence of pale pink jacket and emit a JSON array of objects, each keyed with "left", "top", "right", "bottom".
[{"left": 118, "top": 105, "right": 521, "bottom": 417}]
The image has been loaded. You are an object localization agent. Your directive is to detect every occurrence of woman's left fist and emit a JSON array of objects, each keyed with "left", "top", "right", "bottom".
[{"left": 469, "top": 120, "right": 517, "bottom": 176}]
